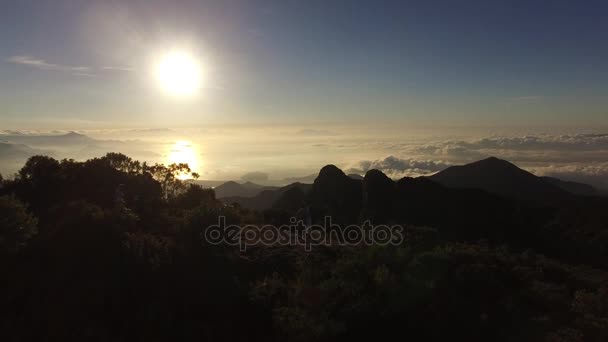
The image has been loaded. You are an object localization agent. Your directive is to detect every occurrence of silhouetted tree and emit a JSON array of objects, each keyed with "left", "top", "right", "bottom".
[{"left": 0, "top": 195, "right": 37, "bottom": 254}]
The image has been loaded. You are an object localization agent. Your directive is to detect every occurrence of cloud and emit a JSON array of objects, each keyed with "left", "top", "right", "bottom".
[
  {"left": 294, "top": 129, "right": 338, "bottom": 136},
  {"left": 7, "top": 55, "right": 90, "bottom": 72},
  {"left": 531, "top": 163, "right": 608, "bottom": 190},
  {"left": 102, "top": 66, "right": 134, "bottom": 71},
  {"left": 409, "top": 134, "right": 608, "bottom": 163},
  {"left": 399, "top": 133, "right": 608, "bottom": 188},
  {"left": 72, "top": 72, "right": 97, "bottom": 77},
  {"left": 7, "top": 56, "right": 134, "bottom": 76},
  {"left": 128, "top": 128, "right": 174, "bottom": 133},
  {"left": 348, "top": 156, "right": 451, "bottom": 179},
  {"left": 241, "top": 171, "right": 269, "bottom": 182}
]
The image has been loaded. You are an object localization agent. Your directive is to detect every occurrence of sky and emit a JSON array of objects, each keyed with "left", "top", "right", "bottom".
[
  {"left": 1, "top": 1, "right": 608, "bottom": 187},
  {"left": 1, "top": 0, "right": 607, "bottom": 128}
]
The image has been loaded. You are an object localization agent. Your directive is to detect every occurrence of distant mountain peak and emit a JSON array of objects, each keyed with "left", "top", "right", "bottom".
[
  {"left": 483, "top": 156, "right": 501, "bottom": 162},
  {"left": 429, "top": 157, "right": 570, "bottom": 203},
  {"left": 318, "top": 164, "right": 346, "bottom": 178},
  {"left": 364, "top": 169, "right": 391, "bottom": 180},
  {"left": 214, "top": 180, "right": 277, "bottom": 198},
  {"left": 474, "top": 156, "right": 519, "bottom": 169},
  {"left": 221, "top": 180, "right": 239, "bottom": 186},
  {"left": 62, "top": 131, "right": 90, "bottom": 138}
]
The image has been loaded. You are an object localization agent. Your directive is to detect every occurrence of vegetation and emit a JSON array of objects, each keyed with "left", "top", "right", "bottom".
[{"left": 1, "top": 153, "right": 607, "bottom": 341}]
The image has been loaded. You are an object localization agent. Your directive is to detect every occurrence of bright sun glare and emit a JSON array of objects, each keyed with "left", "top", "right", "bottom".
[
  {"left": 167, "top": 140, "right": 200, "bottom": 180},
  {"left": 155, "top": 51, "right": 202, "bottom": 96}
]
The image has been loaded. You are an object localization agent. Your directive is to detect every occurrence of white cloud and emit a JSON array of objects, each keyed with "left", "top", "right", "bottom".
[
  {"left": 7, "top": 56, "right": 134, "bottom": 76},
  {"left": 409, "top": 134, "right": 608, "bottom": 163},
  {"left": 7, "top": 55, "right": 90, "bottom": 72},
  {"left": 102, "top": 66, "right": 134, "bottom": 71},
  {"left": 72, "top": 72, "right": 97, "bottom": 77},
  {"left": 348, "top": 156, "right": 451, "bottom": 179},
  {"left": 531, "top": 163, "right": 608, "bottom": 189},
  {"left": 293, "top": 129, "right": 338, "bottom": 136}
]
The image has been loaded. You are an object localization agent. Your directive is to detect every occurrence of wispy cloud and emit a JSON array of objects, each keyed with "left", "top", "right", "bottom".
[
  {"left": 293, "top": 129, "right": 338, "bottom": 136},
  {"left": 7, "top": 55, "right": 90, "bottom": 72},
  {"left": 7, "top": 55, "right": 134, "bottom": 76},
  {"left": 72, "top": 72, "right": 97, "bottom": 77},
  {"left": 347, "top": 156, "right": 451, "bottom": 178},
  {"left": 102, "top": 66, "right": 134, "bottom": 72}
]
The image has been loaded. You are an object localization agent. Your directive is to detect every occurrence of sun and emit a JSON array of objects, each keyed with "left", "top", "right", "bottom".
[{"left": 155, "top": 51, "right": 203, "bottom": 96}]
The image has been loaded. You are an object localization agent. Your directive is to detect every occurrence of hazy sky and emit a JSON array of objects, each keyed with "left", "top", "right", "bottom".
[
  {"left": 1, "top": 0, "right": 607, "bottom": 128},
  {"left": 2, "top": 1, "right": 608, "bottom": 187}
]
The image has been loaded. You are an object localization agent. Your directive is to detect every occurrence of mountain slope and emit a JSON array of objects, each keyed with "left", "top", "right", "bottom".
[
  {"left": 213, "top": 181, "right": 277, "bottom": 198},
  {"left": 429, "top": 157, "right": 570, "bottom": 203},
  {"left": 221, "top": 182, "right": 311, "bottom": 210},
  {"left": 1, "top": 132, "right": 94, "bottom": 147},
  {"left": 540, "top": 176, "right": 598, "bottom": 197}
]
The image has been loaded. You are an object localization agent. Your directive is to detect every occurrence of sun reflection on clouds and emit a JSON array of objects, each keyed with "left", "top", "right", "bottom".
[{"left": 166, "top": 140, "right": 201, "bottom": 179}]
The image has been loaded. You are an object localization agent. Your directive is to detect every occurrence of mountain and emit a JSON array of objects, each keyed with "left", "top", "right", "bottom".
[
  {"left": 361, "top": 169, "right": 395, "bottom": 223},
  {"left": 225, "top": 162, "right": 608, "bottom": 266},
  {"left": 309, "top": 165, "right": 363, "bottom": 224},
  {"left": 283, "top": 173, "right": 318, "bottom": 184},
  {"left": 0, "top": 142, "right": 52, "bottom": 176},
  {"left": 282, "top": 172, "right": 362, "bottom": 184},
  {"left": 221, "top": 182, "right": 312, "bottom": 210},
  {"left": 0, "top": 142, "right": 45, "bottom": 159},
  {"left": 213, "top": 181, "right": 277, "bottom": 198},
  {"left": 428, "top": 157, "right": 571, "bottom": 203},
  {"left": 540, "top": 176, "right": 598, "bottom": 197},
  {"left": 1, "top": 132, "right": 94, "bottom": 147}
]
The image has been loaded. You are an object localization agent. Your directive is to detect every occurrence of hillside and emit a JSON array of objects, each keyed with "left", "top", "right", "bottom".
[{"left": 429, "top": 157, "right": 572, "bottom": 203}]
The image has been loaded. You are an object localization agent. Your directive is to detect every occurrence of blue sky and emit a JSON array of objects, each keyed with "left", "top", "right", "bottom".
[{"left": 1, "top": 0, "right": 607, "bottom": 128}]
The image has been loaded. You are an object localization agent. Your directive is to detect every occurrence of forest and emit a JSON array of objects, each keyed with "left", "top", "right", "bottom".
[{"left": 1, "top": 153, "right": 607, "bottom": 341}]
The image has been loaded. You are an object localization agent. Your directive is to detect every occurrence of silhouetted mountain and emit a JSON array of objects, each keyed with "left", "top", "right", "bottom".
[
  {"left": 392, "top": 176, "right": 536, "bottom": 241},
  {"left": 0, "top": 143, "right": 52, "bottom": 175},
  {"left": 362, "top": 169, "right": 395, "bottom": 223},
  {"left": 0, "top": 142, "right": 46, "bottom": 158},
  {"left": 283, "top": 173, "right": 317, "bottom": 184},
  {"left": 273, "top": 182, "right": 311, "bottom": 210},
  {"left": 221, "top": 182, "right": 311, "bottom": 210},
  {"left": 540, "top": 176, "right": 598, "bottom": 197},
  {"left": 429, "top": 157, "right": 570, "bottom": 203},
  {"left": 213, "top": 181, "right": 277, "bottom": 198},
  {"left": 2, "top": 132, "right": 94, "bottom": 147},
  {"left": 3, "top": 153, "right": 608, "bottom": 342},
  {"left": 309, "top": 165, "right": 363, "bottom": 224},
  {"left": 193, "top": 180, "right": 228, "bottom": 188}
]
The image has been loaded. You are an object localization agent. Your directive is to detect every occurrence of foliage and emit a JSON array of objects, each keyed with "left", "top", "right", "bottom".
[
  {"left": 0, "top": 195, "right": 38, "bottom": 253},
  {"left": 1, "top": 154, "right": 608, "bottom": 341}
]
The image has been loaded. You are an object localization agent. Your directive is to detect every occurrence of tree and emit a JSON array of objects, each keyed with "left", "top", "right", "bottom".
[
  {"left": 0, "top": 195, "right": 38, "bottom": 253},
  {"left": 173, "top": 183, "right": 217, "bottom": 209}
]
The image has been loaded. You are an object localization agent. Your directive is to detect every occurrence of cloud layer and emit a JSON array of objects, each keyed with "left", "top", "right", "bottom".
[
  {"left": 347, "top": 156, "right": 451, "bottom": 179},
  {"left": 0, "top": 129, "right": 606, "bottom": 189}
]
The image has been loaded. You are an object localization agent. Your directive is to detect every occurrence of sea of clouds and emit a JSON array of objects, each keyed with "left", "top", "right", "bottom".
[{"left": 1, "top": 128, "right": 607, "bottom": 189}]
